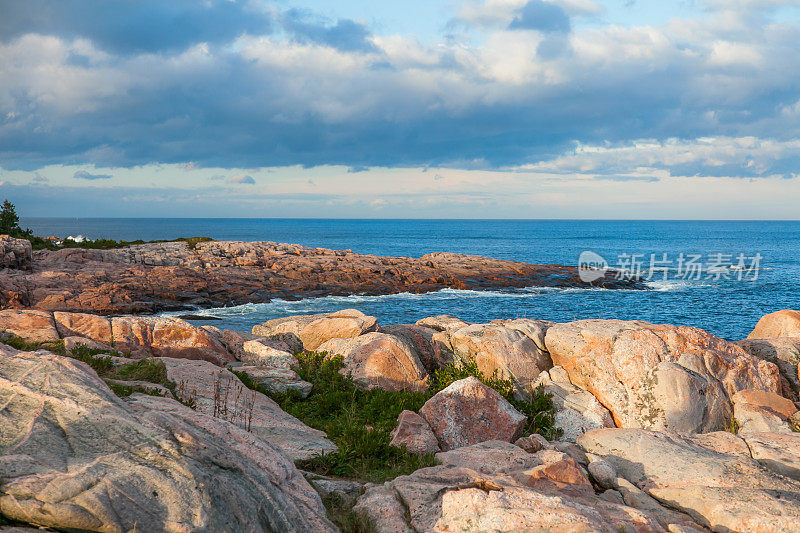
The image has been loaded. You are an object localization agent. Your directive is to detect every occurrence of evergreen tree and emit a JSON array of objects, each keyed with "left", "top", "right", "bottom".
[{"left": 0, "top": 199, "right": 20, "bottom": 235}]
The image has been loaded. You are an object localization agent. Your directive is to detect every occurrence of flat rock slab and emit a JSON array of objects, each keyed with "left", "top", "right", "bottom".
[
  {"left": 0, "top": 346, "right": 335, "bottom": 532},
  {"left": 577, "top": 428, "right": 800, "bottom": 532},
  {"left": 162, "top": 357, "right": 336, "bottom": 460}
]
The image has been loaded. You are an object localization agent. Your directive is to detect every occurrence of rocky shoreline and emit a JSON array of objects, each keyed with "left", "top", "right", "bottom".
[
  {"left": 1, "top": 306, "right": 800, "bottom": 532},
  {"left": 0, "top": 237, "right": 643, "bottom": 314}
]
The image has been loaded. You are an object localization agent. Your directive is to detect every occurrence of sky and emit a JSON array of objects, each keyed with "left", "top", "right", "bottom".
[{"left": 1, "top": 0, "right": 800, "bottom": 219}]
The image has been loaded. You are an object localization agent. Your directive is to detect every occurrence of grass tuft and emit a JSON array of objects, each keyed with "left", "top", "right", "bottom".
[{"left": 322, "top": 495, "right": 375, "bottom": 533}]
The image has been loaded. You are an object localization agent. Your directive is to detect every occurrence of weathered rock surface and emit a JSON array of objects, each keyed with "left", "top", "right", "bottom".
[
  {"left": 319, "top": 331, "right": 429, "bottom": 392},
  {"left": 162, "top": 357, "right": 336, "bottom": 460},
  {"left": 232, "top": 363, "right": 313, "bottom": 398},
  {"left": 356, "top": 463, "right": 668, "bottom": 532},
  {"left": 0, "top": 235, "right": 32, "bottom": 270},
  {"left": 379, "top": 324, "right": 447, "bottom": 374},
  {"left": 545, "top": 319, "right": 781, "bottom": 432},
  {"left": 435, "top": 323, "right": 552, "bottom": 395},
  {"left": 533, "top": 365, "right": 616, "bottom": 442},
  {"left": 53, "top": 311, "right": 113, "bottom": 344},
  {"left": 748, "top": 309, "right": 800, "bottom": 339},
  {"left": 222, "top": 329, "right": 298, "bottom": 367},
  {"left": 0, "top": 309, "right": 59, "bottom": 342},
  {"left": 254, "top": 309, "right": 378, "bottom": 351},
  {"left": 303, "top": 472, "right": 364, "bottom": 506},
  {"left": 732, "top": 388, "right": 797, "bottom": 433},
  {"left": 738, "top": 337, "right": 800, "bottom": 400},
  {"left": 0, "top": 346, "right": 336, "bottom": 532},
  {"left": 578, "top": 428, "right": 800, "bottom": 532},
  {"left": 419, "top": 376, "right": 526, "bottom": 451},
  {"left": 112, "top": 316, "right": 234, "bottom": 364},
  {"left": 389, "top": 410, "right": 440, "bottom": 455},
  {"left": 435, "top": 440, "right": 542, "bottom": 474},
  {"left": 415, "top": 315, "right": 472, "bottom": 332},
  {"left": 740, "top": 432, "right": 800, "bottom": 481},
  {"left": 0, "top": 240, "right": 643, "bottom": 314}
]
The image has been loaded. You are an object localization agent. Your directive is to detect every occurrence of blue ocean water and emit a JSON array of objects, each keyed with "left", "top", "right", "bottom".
[{"left": 22, "top": 218, "right": 800, "bottom": 340}]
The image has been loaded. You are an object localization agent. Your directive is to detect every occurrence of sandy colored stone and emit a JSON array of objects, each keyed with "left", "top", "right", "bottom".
[
  {"left": 738, "top": 337, "right": 800, "bottom": 400},
  {"left": 389, "top": 410, "right": 440, "bottom": 455},
  {"left": 319, "top": 332, "right": 429, "bottom": 392},
  {"left": 685, "top": 431, "right": 751, "bottom": 457},
  {"left": 490, "top": 318, "right": 554, "bottom": 352},
  {"left": 0, "top": 235, "right": 32, "bottom": 270},
  {"left": 577, "top": 428, "right": 800, "bottom": 532},
  {"left": 234, "top": 364, "right": 313, "bottom": 397},
  {"left": 0, "top": 346, "right": 335, "bottom": 532},
  {"left": 419, "top": 376, "right": 526, "bottom": 451},
  {"left": 222, "top": 328, "right": 298, "bottom": 367},
  {"left": 545, "top": 319, "right": 781, "bottom": 432},
  {"left": 435, "top": 441, "right": 542, "bottom": 474},
  {"left": 53, "top": 311, "right": 113, "bottom": 345},
  {"left": 62, "top": 335, "right": 114, "bottom": 353},
  {"left": 379, "top": 324, "right": 446, "bottom": 374},
  {"left": 534, "top": 365, "right": 616, "bottom": 442},
  {"left": 254, "top": 309, "right": 378, "bottom": 351},
  {"left": 513, "top": 457, "right": 594, "bottom": 497},
  {"left": 436, "top": 323, "right": 552, "bottom": 395},
  {"left": 163, "top": 357, "right": 336, "bottom": 460},
  {"left": 748, "top": 309, "right": 800, "bottom": 339},
  {"left": 741, "top": 432, "right": 800, "bottom": 480},
  {"left": 0, "top": 309, "right": 58, "bottom": 343},
  {"left": 733, "top": 388, "right": 797, "bottom": 433},
  {"left": 415, "top": 314, "right": 471, "bottom": 332}
]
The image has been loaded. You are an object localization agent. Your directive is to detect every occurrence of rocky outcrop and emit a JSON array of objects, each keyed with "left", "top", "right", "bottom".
[
  {"left": 0, "top": 235, "right": 32, "bottom": 270},
  {"left": 748, "top": 309, "right": 800, "bottom": 338},
  {"left": 0, "top": 346, "right": 336, "bottom": 532},
  {"left": 578, "top": 428, "right": 800, "bottom": 532},
  {"left": 355, "top": 443, "right": 672, "bottom": 532},
  {"left": 533, "top": 366, "right": 616, "bottom": 442},
  {"left": 389, "top": 410, "right": 441, "bottom": 455},
  {"left": 419, "top": 376, "right": 527, "bottom": 451},
  {"left": 545, "top": 319, "right": 781, "bottom": 432},
  {"left": 0, "top": 309, "right": 59, "bottom": 343},
  {"left": 53, "top": 311, "right": 113, "bottom": 344},
  {"left": 0, "top": 241, "right": 644, "bottom": 314},
  {"left": 415, "top": 315, "right": 471, "bottom": 332},
  {"left": 253, "top": 309, "right": 378, "bottom": 351},
  {"left": 732, "top": 388, "right": 798, "bottom": 433},
  {"left": 435, "top": 323, "right": 552, "bottom": 395},
  {"left": 231, "top": 363, "right": 313, "bottom": 398},
  {"left": 379, "top": 323, "right": 447, "bottom": 374},
  {"left": 738, "top": 337, "right": 800, "bottom": 400},
  {"left": 162, "top": 357, "right": 336, "bottom": 460},
  {"left": 741, "top": 432, "right": 800, "bottom": 481},
  {"left": 318, "top": 331, "right": 429, "bottom": 392}
]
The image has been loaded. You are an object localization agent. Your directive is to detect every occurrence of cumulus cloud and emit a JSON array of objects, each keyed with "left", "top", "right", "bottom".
[
  {"left": 508, "top": 1, "right": 571, "bottom": 32},
  {"left": 73, "top": 170, "right": 112, "bottom": 180},
  {"left": 227, "top": 174, "right": 256, "bottom": 185},
  {"left": 282, "top": 10, "right": 378, "bottom": 53}
]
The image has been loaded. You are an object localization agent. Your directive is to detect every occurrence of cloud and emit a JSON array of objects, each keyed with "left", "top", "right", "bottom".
[
  {"left": 509, "top": 1, "right": 571, "bottom": 32},
  {"left": 282, "top": 11, "right": 378, "bottom": 53},
  {"left": 227, "top": 174, "right": 256, "bottom": 185},
  {"left": 0, "top": 0, "right": 275, "bottom": 54},
  {"left": 73, "top": 170, "right": 112, "bottom": 180}
]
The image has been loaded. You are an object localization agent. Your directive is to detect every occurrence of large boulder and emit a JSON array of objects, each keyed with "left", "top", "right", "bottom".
[
  {"left": 533, "top": 366, "right": 616, "bottom": 442},
  {"left": 419, "top": 376, "right": 526, "bottom": 451},
  {"left": 232, "top": 364, "right": 313, "bottom": 398},
  {"left": 0, "top": 235, "right": 32, "bottom": 270},
  {"left": 162, "top": 357, "right": 336, "bottom": 460},
  {"left": 737, "top": 337, "right": 800, "bottom": 400},
  {"left": 253, "top": 309, "right": 377, "bottom": 351},
  {"left": 222, "top": 329, "right": 297, "bottom": 368},
  {"left": 545, "top": 319, "right": 781, "bottom": 432},
  {"left": 415, "top": 314, "right": 471, "bottom": 332},
  {"left": 436, "top": 323, "right": 552, "bottom": 395},
  {"left": 318, "top": 332, "right": 429, "bottom": 392},
  {"left": 389, "top": 410, "right": 440, "bottom": 455},
  {"left": 748, "top": 309, "right": 800, "bottom": 339},
  {"left": 741, "top": 432, "right": 800, "bottom": 481},
  {"left": 0, "top": 309, "right": 59, "bottom": 343},
  {"left": 379, "top": 324, "right": 447, "bottom": 374},
  {"left": 577, "top": 428, "right": 800, "bottom": 532},
  {"left": 0, "top": 346, "right": 336, "bottom": 532},
  {"left": 111, "top": 316, "right": 233, "bottom": 365},
  {"left": 732, "top": 388, "right": 797, "bottom": 433},
  {"left": 53, "top": 311, "right": 113, "bottom": 345}
]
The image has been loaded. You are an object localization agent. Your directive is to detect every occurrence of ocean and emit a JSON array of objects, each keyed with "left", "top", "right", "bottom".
[{"left": 22, "top": 218, "right": 800, "bottom": 341}]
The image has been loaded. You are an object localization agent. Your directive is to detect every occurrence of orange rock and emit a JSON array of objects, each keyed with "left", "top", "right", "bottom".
[
  {"left": 419, "top": 376, "right": 526, "bottom": 451},
  {"left": 53, "top": 311, "right": 112, "bottom": 345},
  {"left": 514, "top": 457, "right": 594, "bottom": 496},
  {"left": 545, "top": 319, "right": 781, "bottom": 432},
  {"left": 389, "top": 410, "right": 440, "bottom": 455},
  {"left": 748, "top": 309, "right": 800, "bottom": 339},
  {"left": 0, "top": 309, "right": 59, "bottom": 343},
  {"left": 112, "top": 316, "right": 232, "bottom": 365}
]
